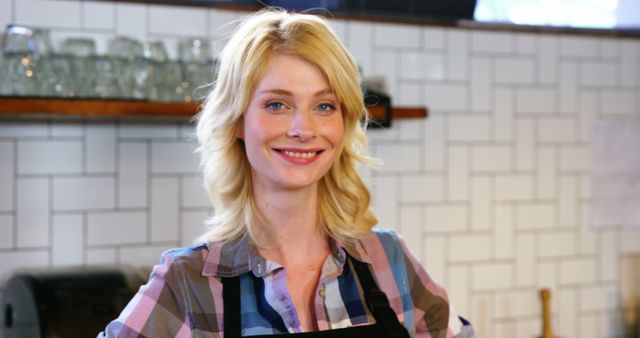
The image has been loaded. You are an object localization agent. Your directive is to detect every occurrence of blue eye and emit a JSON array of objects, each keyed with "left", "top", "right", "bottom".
[
  {"left": 317, "top": 103, "right": 336, "bottom": 112},
  {"left": 265, "top": 102, "right": 285, "bottom": 111}
]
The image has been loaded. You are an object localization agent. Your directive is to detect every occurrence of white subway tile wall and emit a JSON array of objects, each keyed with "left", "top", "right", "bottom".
[
  {"left": 181, "top": 210, "right": 209, "bottom": 247},
  {"left": 0, "top": 0, "right": 11, "bottom": 29},
  {"left": 52, "top": 176, "right": 116, "bottom": 211},
  {"left": 181, "top": 175, "right": 211, "bottom": 208},
  {"left": 52, "top": 213, "right": 84, "bottom": 266},
  {"left": 50, "top": 120, "right": 84, "bottom": 138},
  {"left": 86, "top": 123, "right": 117, "bottom": 173},
  {"left": 559, "top": 61, "right": 579, "bottom": 113},
  {"left": 16, "top": 177, "right": 50, "bottom": 247},
  {"left": 118, "top": 142, "right": 148, "bottom": 208},
  {"left": 148, "top": 5, "right": 207, "bottom": 36},
  {"left": 447, "top": 30, "right": 469, "bottom": 81},
  {"left": 470, "top": 176, "right": 491, "bottom": 230},
  {"left": 601, "top": 90, "right": 637, "bottom": 115},
  {"left": 0, "top": 2, "right": 639, "bottom": 338},
  {"left": 150, "top": 177, "right": 179, "bottom": 242},
  {"left": 0, "top": 215, "right": 14, "bottom": 249},
  {"left": 17, "top": 140, "right": 83, "bottom": 174},
  {"left": 87, "top": 211, "right": 147, "bottom": 245},
  {"left": 0, "top": 141, "right": 14, "bottom": 212},
  {"left": 0, "top": 250, "right": 49, "bottom": 279},
  {"left": 494, "top": 57, "right": 535, "bottom": 84},
  {"left": 470, "top": 56, "right": 492, "bottom": 112},
  {"left": 82, "top": 1, "right": 115, "bottom": 30},
  {"left": 538, "top": 36, "right": 558, "bottom": 84},
  {"left": 620, "top": 41, "right": 639, "bottom": 86},
  {"left": 15, "top": 0, "right": 82, "bottom": 28},
  {"left": 115, "top": 3, "right": 147, "bottom": 41}
]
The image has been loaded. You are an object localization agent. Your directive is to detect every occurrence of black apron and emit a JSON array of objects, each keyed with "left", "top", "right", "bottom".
[{"left": 222, "top": 255, "right": 411, "bottom": 338}]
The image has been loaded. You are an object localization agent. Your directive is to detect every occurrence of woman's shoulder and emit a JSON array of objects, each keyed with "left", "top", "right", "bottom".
[
  {"left": 154, "top": 244, "right": 210, "bottom": 279},
  {"left": 360, "top": 227, "right": 407, "bottom": 257},
  {"left": 369, "top": 227, "right": 401, "bottom": 242},
  {"left": 162, "top": 244, "right": 209, "bottom": 261},
  {"left": 98, "top": 244, "right": 215, "bottom": 337},
  {"left": 352, "top": 227, "right": 413, "bottom": 273}
]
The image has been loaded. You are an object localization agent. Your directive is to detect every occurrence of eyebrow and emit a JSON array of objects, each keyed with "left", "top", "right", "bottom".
[{"left": 257, "top": 88, "right": 335, "bottom": 97}]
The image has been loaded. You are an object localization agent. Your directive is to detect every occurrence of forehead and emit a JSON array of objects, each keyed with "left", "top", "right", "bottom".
[{"left": 254, "top": 52, "right": 332, "bottom": 93}]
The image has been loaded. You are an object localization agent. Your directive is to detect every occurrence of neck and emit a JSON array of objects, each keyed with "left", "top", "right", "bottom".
[{"left": 251, "top": 180, "right": 328, "bottom": 264}]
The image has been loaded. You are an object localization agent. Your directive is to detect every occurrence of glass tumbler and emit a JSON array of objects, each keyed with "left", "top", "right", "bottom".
[
  {"left": 108, "top": 36, "right": 144, "bottom": 99},
  {"left": 90, "top": 55, "right": 121, "bottom": 99},
  {"left": 39, "top": 53, "right": 75, "bottom": 97},
  {"left": 0, "top": 34, "right": 8, "bottom": 95},
  {"left": 60, "top": 37, "right": 96, "bottom": 57},
  {"left": 177, "top": 37, "right": 215, "bottom": 102},
  {"left": 141, "top": 40, "right": 171, "bottom": 101},
  {"left": 2, "top": 25, "right": 43, "bottom": 96},
  {"left": 178, "top": 37, "right": 211, "bottom": 63},
  {"left": 60, "top": 37, "right": 97, "bottom": 97},
  {"left": 181, "top": 60, "right": 216, "bottom": 102},
  {"left": 159, "top": 60, "right": 186, "bottom": 102}
]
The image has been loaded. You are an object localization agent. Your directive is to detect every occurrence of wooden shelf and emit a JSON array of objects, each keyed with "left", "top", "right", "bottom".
[
  {"left": 0, "top": 97, "right": 427, "bottom": 121},
  {"left": 0, "top": 97, "right": 199, "bottom": 119}
]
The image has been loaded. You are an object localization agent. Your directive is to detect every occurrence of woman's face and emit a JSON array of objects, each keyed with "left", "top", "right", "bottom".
[{"left": 239, "top": 52, "right": 344, "bottom": 192}]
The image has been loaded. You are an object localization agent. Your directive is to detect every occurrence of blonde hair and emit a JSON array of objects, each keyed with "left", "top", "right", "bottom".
[{"left": 195, "top": 9, "right": 377, "bottom": 245}]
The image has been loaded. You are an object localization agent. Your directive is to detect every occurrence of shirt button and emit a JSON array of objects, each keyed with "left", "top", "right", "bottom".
[{"left": 319, "top": 289, "right": 326, "bottom": 298}]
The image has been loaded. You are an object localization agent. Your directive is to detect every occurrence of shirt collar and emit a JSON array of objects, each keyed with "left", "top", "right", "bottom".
[{"left": 201, "top": 234, "right": 372, "bottom": 278}]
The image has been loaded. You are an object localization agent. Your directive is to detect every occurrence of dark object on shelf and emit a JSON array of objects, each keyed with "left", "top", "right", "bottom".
[
  {"left": 0, "top": 266, "right": 145, "bottom": 338},
  {"left": 153, "top": 0, "right": 477, "bottom": 21},
  {"left": 267, "top": 0, "right": 340, "bottom": 11},
  {"left": 343, "top": 0, "right": 477, "bottom": 20},
  {"left": 364, "top": 88, "right": 392, "bottom": 128}
]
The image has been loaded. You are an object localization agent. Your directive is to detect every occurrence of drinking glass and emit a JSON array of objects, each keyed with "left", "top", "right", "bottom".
[
  {"left": 109, "top": 36, "right": 143, "bottom": 60},
  {"left": 159, "top": 60, "right": 186, "bottom": 102},
  {"left": 178, "top": 37, "right": 211, "bottom": 63},
  {"left": 0, "top": 34, "right": 8, "bottom": 95},
  {"left": 60, "top": 37, "right": 96, "bottom": 57},
  {"left": 142, "top": 40, "right": 180, "bottom": 102},
  {"left": 31, "top": 27, "right": 53, "bottom": 57},
  {"left": 90, "top": 55, "right": 121, "bottom": 98},
  {"left": 39, "top": 53, "right": 75, "bottom": 97},
  {"left": 60, "top": 37, "right": 97, "bottom": 97},
  {"left": 177, "top": 37, "right": 216, "bottom": 102},
  {"left": 2, "top": 25, "right": 43, "bottom": 96},
  {"left": 181, "top": 60, "right": 216, "bottom": 102},
  {"left": 143, "top": 40, "right": 168, "bottom": 62},
  {"left": 108, "top": 36, "right": 144, "bottom": 98}
]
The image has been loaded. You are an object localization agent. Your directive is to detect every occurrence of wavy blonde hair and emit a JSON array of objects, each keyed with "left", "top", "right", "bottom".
[{"left": 195, "top": 9, "right": 377, "bottom": 245}]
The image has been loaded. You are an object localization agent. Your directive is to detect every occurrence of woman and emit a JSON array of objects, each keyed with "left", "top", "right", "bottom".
[{"left": 100, "top": 9, "right": 475, "bottom": 338}]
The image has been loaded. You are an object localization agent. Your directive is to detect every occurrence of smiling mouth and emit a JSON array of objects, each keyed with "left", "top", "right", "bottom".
[
  {"left": 281, "top": 150, "right": 318, "bottom": 158},
  {"left": 274, "top": 148, "right": 324, "bottom": 159}
]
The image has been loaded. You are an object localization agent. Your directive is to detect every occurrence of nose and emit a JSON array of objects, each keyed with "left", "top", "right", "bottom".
[{"left": 287, "top": 109, "right": 315, "bottom": 142}]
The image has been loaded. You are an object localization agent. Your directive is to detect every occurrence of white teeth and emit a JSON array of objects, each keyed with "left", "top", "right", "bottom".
[{"left": 282, "top": 150, "right": 317, "bottom": 158}]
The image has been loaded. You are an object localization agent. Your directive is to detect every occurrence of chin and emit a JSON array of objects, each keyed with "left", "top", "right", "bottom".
[{"left": 276, "top": 173, "right": 324, "bottom": 190}]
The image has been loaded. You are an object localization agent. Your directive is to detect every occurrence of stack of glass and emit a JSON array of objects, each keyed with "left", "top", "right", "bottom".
[{"left": 0, "top": 24, "right": 218, "bottom": 102}]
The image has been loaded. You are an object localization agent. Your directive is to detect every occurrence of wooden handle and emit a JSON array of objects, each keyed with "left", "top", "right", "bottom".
[{"left": 540, "top": 288, "right": 553, "bottom": 338}]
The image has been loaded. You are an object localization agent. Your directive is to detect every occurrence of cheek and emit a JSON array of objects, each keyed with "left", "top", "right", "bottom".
[
  {"left": 243, "top": 113, "right": 280, "bottom": 151},
  {"left": 326, "top": 116, "right": 345, "bottom": 147}
]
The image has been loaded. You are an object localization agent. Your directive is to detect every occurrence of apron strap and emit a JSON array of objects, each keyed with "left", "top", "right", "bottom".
[
  {"left": 350, "top": 256, "right": 410, "bottom": 338},
  {"left": 222, "top": 276, "right": 242, "bottom": 338}
]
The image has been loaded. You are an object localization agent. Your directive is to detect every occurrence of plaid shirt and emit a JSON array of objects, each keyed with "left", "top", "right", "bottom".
[{"left": 98, "top": 228, "right": 475, "bottom": 337}]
